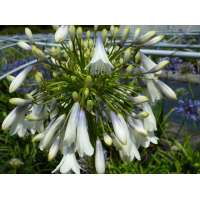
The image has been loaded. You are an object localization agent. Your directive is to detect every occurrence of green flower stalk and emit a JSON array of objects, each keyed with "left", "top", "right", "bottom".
[{"left": 1, "top": 25, "right": 177, "bottom": 174}]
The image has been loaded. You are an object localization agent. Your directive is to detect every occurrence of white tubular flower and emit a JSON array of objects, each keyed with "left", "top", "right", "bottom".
[
  {"left": 2, "top": 106, "right": 27, "bottom": 131},
  {"left": 26, "top": 104, "right": 48, "bottom": 121},
  {"left": 52, "top": 147, "right": 80, "bottom": 174},
  {"left": 48, "top": 136, "right": 61, "bottom": 161},
  {"left": 9, "top": 98, "right": 32, "bottom": 106},
  {"left": 128, "top": 116, "right": 147, "bottom": 136},
  {"left": 154, "top": 80, "right": 177, "bottom": 100},
  {"left": 9, "top": 66, "right": 32, "bottom": 93},
  {"left": 64, "top": 102, "right": 80, "bottom": 146},
  {"left": 25, "top": 27, "right": 33, "bottom": 40},
  {"left": 118, "top": 131, "right": 140, "bottom": 162},
  {"left": 87, "top": 34, "right": 114, "bottom": 75},
  {"left": 131, "top": 95, "right": 149, "bottom": 104},
  {"left": 141, "top": 102, "right": 157, "bottom": 132},
  {"left": 95, "top": 139, "right": 105, "bottom": 174},
  {"left": 17, "top": 41, "right": 32, "bottom": 51},
  {"left": 110, "top": 112, "right": 128, "bottom": 145},
  {"left": 55, "top": 25, "right": 68, "bottom": 43},
  {"left": 39, "top": 114, "right": 66, "bottom": 150},
  {"left": 140, "top": 53, "right": 163, "bottom": 102},
  {"left": 76, "top": 109, "right": 94, "bottom": 157}
]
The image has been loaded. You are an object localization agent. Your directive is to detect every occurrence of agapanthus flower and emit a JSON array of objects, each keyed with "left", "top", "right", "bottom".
[{"left": 1, "top": 26, "right": 177, "bottom": 173}]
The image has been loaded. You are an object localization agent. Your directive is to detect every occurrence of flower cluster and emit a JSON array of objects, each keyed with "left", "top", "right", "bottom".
[
  {"left": 1, "top": 26, "right": 177, "bottom": 173},
  {"left": 175, "top": 99, "right": 200, "bottom": 121}
]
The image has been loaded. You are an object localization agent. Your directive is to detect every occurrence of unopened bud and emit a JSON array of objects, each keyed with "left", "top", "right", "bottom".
[
  {"left": 122, "top": 26, "right": 130, "bottom": 41},
  {"left": 124, "top": 48, "right": 131, "bottom": 62},
  {"left": 137, "top": 31, "right": 156, "bottom": 44},
  {"left": 133, "top": 27, "right": 141, "bottom": 41},
  {"left": 113, "top": 27, "right": 119, "bottom": 39},
  {"left": 25, "top": 27, "right": 33, "bottom": 40},
  {"left": 77, "top": 27, "right": 83, "bottom": 39},
  {"left": 72, "top": 91, "right": 79, "bottom": 101},
  {"left": 48, "top": 136, "right": 60, "bottom": 161},
  {"left": 84, "top": 88, "right": 89, "bottom": 98},
  {"left": 136, "top": 111, "right": 149, "bottom": 119},
  {"left": 6, "top": 75, "right": 15, "bottom": 82},
  {"left": 135, "top": 51, "right": 141, "bottom": 63},
  {"left": 9, "top": 98, "right": 32, "bottom": 106},
  {"left": 69, "top": 25, "right": 76, "bottom": 40},
  {"left": 126, "top": 65, "right": 133, "bottom": 73},
  {"left": 144, "top": 35, "right": 164, "bottom": 46},
  {"left": 17, "top": 41, "right": 32, "bottom": 51},
  {"left": 101, "top": 29, "right": 108, "bottom": 43},
  {"left": 103, "top": 134, "right": 113, "bottom": 146},
  {"left": 9, "top": 158, "right": 24, "bottom": 168},
  {"left": 86, "top": 30, "right": 91, "bottom": 39},
  {"left": 32, "top": 133, "right": 44, "bottom": 142},
  {"left": 34, "top": 71, "right": 43, "bottom": 82},
  {"left": 32, "top": 45, "right": 46, "bottom": 59},
  {"left": 86, "top": 100, "right": 94, "bottom": 111},
  {"left": 132, "top": 95, "right": 149, "bottom": 104},
  {"left": 85, "top": 75, "right": 93, "bottom": 87}
]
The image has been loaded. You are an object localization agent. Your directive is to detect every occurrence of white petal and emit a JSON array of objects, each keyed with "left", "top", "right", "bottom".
[
  {"left": 64, "top": 102, "right": 80, "bottom": 146},
  {"left": 48, "top": 136, "right": 61, "bottom": 161},
  {"left": 17, "top": 41, "right": 32, "bottom": 51},
  {"left": 39, "top": 114, "right": 65, "bottom": 150},
  {"left": 76, "top": 109, "right": 94, "bottom": 157},
  {"left": 95, "top": 139, "right": 105, "bottom": 174},
  {"left": 9, "top": 66, "right": 32, "bottom": 93},
  {"left": 110, "top": 112, "right": 128, "bottom": 145},
  {"left": 154, "top": 80, "right": 177, "bottom": 100},
  {"left": 147, "top": 80, "right": 162, "bottom": 103},
  {"left": 87, "top": 34, "right": 113, "bottom": 75},
  {"left": 55, "top": 25, "right": 68, "bottom": 43}
]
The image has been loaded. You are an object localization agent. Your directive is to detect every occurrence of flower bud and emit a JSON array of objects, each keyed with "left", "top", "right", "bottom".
[
  {"left": 136, "top": 111, "right": 149, "bottom": 119},
  {"left": 55, "top": 25, "right": 68, "bottom": 43},
  {"left": 88, "top": 39, "right": 94, "bottom": 48},
  {"left": 84, "top": 88, "right": 89, "bottom": 99},
  {"left": 124, "top": 48, "right": 131, "bottom": 62},
  {"left": 86, "top": 100, "right": 94, "bottom": 111},
  {"left": 110, "top": 25, "right": 115, "bottom": 36},
  {"left": 48, "top": 136, "right": 60, "bottom": 161},
  {"left": 32, "top": 45, "right": 46, "bottom": 59},
  {"left": 122, "top": 26, "right": 130, "bottom": 41},
  {"left": 133, "top": 27, "right": 141, "bottom": 41},
  {"left": 34, "top": 71, "right": 44, "bottom": 82},
  {"left": 95, "top": 139, "right": 105, "bottom": 174},
  {"left": 103, "top": 134, "right": 113, "bottom": 146},
  {"left": 113, "top": 27, "right": 119, "bottom": 39},
  {"left": 86, "top": 30, "right": 91, "bottom": 39},
  {"left": 25, "top": 27, "right": 33, "bottom": 40},
  {"left": 77, "top": 27, "right": 83, "bottom": 39},
  {"left": 17, "top": 41, "right": 32, "bottom": 51},
  {"left": 132, "top": 95, "right": 149, "bottom": 104},
  {"left": 6, "top": 75, "right": 15, "bottom": 82},
  {"left": 101, "top": 29, "right": 107, "bottom": 43},
  {"left": 135, "top": 51, "right": 141, "bottom": 63},
  {"left": 126, "top": 65, "right": 133, "bottom": 73},
  {"left": 9, "top": 98, "right": 32, "bottom": 106},
  {"left": 85, "top": 75, "right": 93, "bottom": 87},
  {"left": 52, "top": 25, "right": 59, "bottom": 30},
  {"left": 69, "top": 25, "right": 76, "bottom": 40},
  {"left": 72, "top": 91, "right": 79, "bottom": 101},
  {"left": 137, "top": 31, "right": 156, "bottom": 44},
  {"left": 144, "top": 35, "right": 164, "bottom": 46},
  {"left": 9, "top": 158, "right": 24, "bottom": 168},
  {"left": 147, "top": 60, "right": 169, "bottom": 73},
  {"left": 32, "top": 133, "right": 44, "bottom": 142}
]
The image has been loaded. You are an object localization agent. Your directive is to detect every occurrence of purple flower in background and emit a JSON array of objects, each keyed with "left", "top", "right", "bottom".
[{"left": 175, "top": 99, "right": 200, "bottom": 121}]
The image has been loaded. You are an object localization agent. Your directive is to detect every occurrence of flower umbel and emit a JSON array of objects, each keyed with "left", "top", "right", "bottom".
[{"left": 1, "top": 26, "right": 177, "bottom": 173}]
